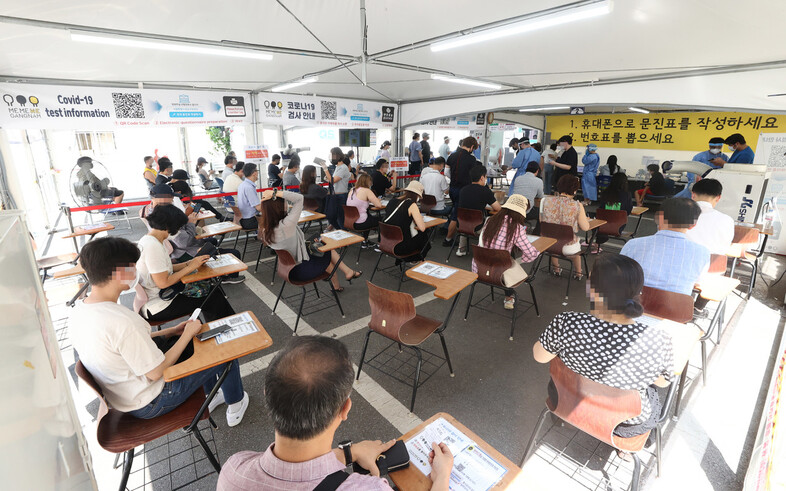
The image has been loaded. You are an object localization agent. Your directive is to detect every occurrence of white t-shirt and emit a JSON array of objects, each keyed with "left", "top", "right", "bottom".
[
  {"left": 137, "top": 235, "right": 175, "bottom": 315},
  {"left": 69, "top": 301, "right": 165, "bottom": 412},
  {"left": 542, "top": 148, "right": 556, "bottom": 165},
  {"left": 223, "top": 173, "right": 244, "bottom": 194},
  {"left": 419, "top": 168, "right": 449, "bottom": 209},
  {"left": 686, "top": 201, "right": 735, "bottom": 255}
]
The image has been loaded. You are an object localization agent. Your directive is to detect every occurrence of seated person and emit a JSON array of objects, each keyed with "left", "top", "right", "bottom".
[
  {"left": 218, "top": 336, "right": 452, "bottom": 490},
  {"left": 540, "top": 175, "right": 591, "bottom": 279},
  {"left": 222, "top": 161, "right": 245, "bottom": 207},
  {"left": 383, "top": 181, "right": 429, "bottom": 261},
  {"left": 196, "top": 157, "right": 219, "bottom": 190},
  {"left": 621, "top": 198, "right": 709, "bottom": 295},
  {"left": 70, "top": 237, "right": 249, "bottom": 425},
  {"left": 346, "top": 174, "right": 383, "bottom": 241},
  {"left": 509, "top": 160, "right": 544, "bottom": 220},
  {"left": 170, "top": 169, "right": 225, "bottom": 221},
  {"left": 138, "top": 204, "right": 236, "bottom": 322},
  {"left": 143, "top": 155, "right": 157, "bottom": 192},
  {"left": 474, "top": 194, "right": 539, "bottom": 310},
  {"left": 635, "top": 163, "right": 666, "bottom": 206},
  {"left": 237, "top": 163, "right": 262, "bottom": 230},
  {"left": 300, "top": 165, "right": 328, "bottom": 212},
  {"left": 455, "top": 165, "right": 502, "bottom": 256},
  {"left": 533, "top": 254, "right": 674, "bottom": 439},
  {"left": 260, "top": 189, "right": 360, "bottom": 292},
  {"left": 596, "top": 172, "right": 633, "bottom": 246},
  {"left": 371, "top": 159, "right": 398, "bottom": 197},
  {"left": 155, "top": 157, "right": 174, "bottom": 185},
  {"left": 419, "top": 157, "right": 450, "bottom": 217},
  {"left": 268, "top": 154, "right": 283, "bottom": 187},
  {"left": 282, "top": 155, "right": 301, "bottom": 189}
]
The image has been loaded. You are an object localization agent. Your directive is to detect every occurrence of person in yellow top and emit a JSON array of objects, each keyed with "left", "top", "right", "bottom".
[{"left": 143, "top": 155, "right": 158, "bottom": 191}]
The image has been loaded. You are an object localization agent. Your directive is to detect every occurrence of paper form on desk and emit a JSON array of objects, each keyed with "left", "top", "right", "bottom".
[
  {"left": 412, "top": 262, "right": 457, "bottom": 279},
  {"left": 300, "top": 211, "right": 314, "bottom": 218},
  {"left": 381, "top": 199, "right": 390, "bottom": 207},
  {"left": 80, "top": 223, "right": 107, "bottom": 230},
  {"left": 210, "top": 312, "right": 259, "bottom": 345},
  {"left": 526, "top": 234, "right": 540, "bottom": 243},
  {"left": 210, "top": 221, "right": 236, "bottom": 230},
  {"left": 322, "top": 230, "right": 355, "bottom": 241},
  {"left": 423, "top": 216, "right": 437, "bottom": 223},
  {"left": 405, "top": 417, "right": 507, "bottom": 491},
  {"left": 205, "top": 254, "right": 238, "bottom": 269}
]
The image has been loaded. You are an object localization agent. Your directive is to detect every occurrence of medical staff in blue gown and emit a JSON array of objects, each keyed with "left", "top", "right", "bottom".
[
  {"left": 581, "top": 143, "right": 600, "bottom": 203},
  {"left": 507, "top": 139, "right": 541, "bottom": 196}
]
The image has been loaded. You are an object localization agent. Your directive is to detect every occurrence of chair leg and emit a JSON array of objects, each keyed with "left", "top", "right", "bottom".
[
  {"left": 701, "top": 340, "right": 707, "bottom": 386},
  {"left": 241, "top": 232, "right": 250, "bottom": 259},
  {"left": 331, "top": 283, "right": 345, "bottom": 317},
  {"left": 293, "top": 287, "right": 306, "bottom": 335},
  {"left": 396, "top": 262, "right": 405, "bottom": 292},
  {"left": 655, "top": 427, "right": 662, "bottom": 477},
  {"left": 356, "top": 330, "right": 372, "bottom": 380},
  {"left": 630, "top": 452, "right": 642, "bottom": 491},
  {"left": 464, "top": 282, "right": 477, "bottom": 320},
  {"left": 729, "top": 257, "right": 737, "bottom": 277},
  {"left": 438, "top": 332, "right": 455, "bottom": 376},
  {"left": 747, "top": 259, "right": 757, "bottom": 299},
  {"left": 369, "top": 252, "right": 384, "bottom": 282},
  {"left": 490, "top": 284, "right": 495, "bottom": 302},
  {"left": 521, "top": 408, "right": 550, "bottom": 466},
  {"left": 271, "top": 256, "right": 278, "bottom": 285},
  {"left": 118, "top": 449, "right": 134, "bottom": 491},
  {"left": 565, "top": 261, "right": 573, "bottom": 299},
  {"left": 192, "top": 426, "right": 221, "bottom": 472},
  {"left": 529, "top": 282, "right": 540, "bottom": 317},
  {"left": 232, "top": 232, "right": 239, "bottom": 249},
  {"left": 273, "top": 281, "right": 286, "bottom": 313},
  {"left": 509, "top": 291, "right": 517, "bottom": 341},
  {"left": 446, "top": 234, "right": 458, "bottom": 262},
  {"left": 254, "top": 243, "right": 264, "bottom": 273},
  {"left": 410, "top": 347, "right": 423, "bottom": 412},
  {"left": 313, "top": 282, "right": 320, "bottom": 298}
]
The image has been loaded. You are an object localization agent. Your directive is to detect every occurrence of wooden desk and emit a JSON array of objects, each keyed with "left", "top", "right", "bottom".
[
  {"left": 587, "top": 218, "right": 606, "bottom": 230},
  {"left": 406, "top": 261, "right": 477, "bottom": 300},
  {"left": 52, "top": 263, "right": 85, "bottom": 279},
  {"left": 164, "top": 311, "right": 272, "bottom": 381},
  {"left": 194, "top": 210, "right": 215, "bottom": 221},
  {"left": 182, "top": 254, "right": 248, "bottom": 284},
  {"left": 695, "top": 276, "right": 740, "bottom": 302},
  {"left": 37, "top": 252, "right": 78, "bottom": 271},
  {"left": 422, "top": 216, "right": 447, "bottom": 229},
  {"left": 63, "top": 223, "right": 115, "bottom": 239},
  {"left": 390, "top": 412, "right": 521, "bottom": 491},
  {"left": 318, "top": 231, "right": 364, "bottom": 252},
  {"left": 640, "top": 315, "right": 702, "bottom": 376},
  {"left": 737, "top": 222, "right": 774, "bottom": 236},
  {"left": 298, "top": 211, "right": 326, "bottom": 224},
  {"left": 530, "top": 236, "right": 557, "bottom": 254},
  {"left": 631, "top": 206, "right": 648, "bottom": 216},
  {"left": 196, "top": 222, "right": 242, "bottom": 239}
]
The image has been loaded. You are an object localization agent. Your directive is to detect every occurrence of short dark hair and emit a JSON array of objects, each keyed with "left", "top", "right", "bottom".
[
  {"left": 158, "top": 158, "right": 173, "bottom": 172},
  {"left": 224, "top": 155, "right": 237, "bottom": 165},
  {"left": 549, "top": 143, "right": 558, "bottom": 151},
  {"left": 462, "top": 136, "right": 479, "bottom": 149},
  {"left": 146, "top": 204, "right": 188, "bottom": 235},
  {"left": 661, "top": 198, "right": 701, "bottom": 228},
  {"left": 272, "top": 154, "right": 281, "bottom": 162},
  {"left": 170, "top": 180, "right": 192, "bottom": 198},
  {"left": 709, "top": 137, "right": 725, "bottom": 145},
  {"left": 556, "top": 174, "right": 580, "bottom": 195},
  {"left": 433, "top": 157, "right": 446, "bottom": 166},
  {"left": 412, "top": 132, "right": 420, "bottom": 139},
  {"left": 288, "top": 159, "right": 300, "bottom": 170},
  {"left": 80, "top": 237, "right": 140, "bottom": 286},
  {"left": 330, "top": 147, "right": 344, "bottom": 161},
  {"left": 234, "top": 161, "right": 245, "bottom": 172},
  {"left": 375, "top": 159, "right": 388, "bottom": 169},
  {"left": 144, "top": 156, "right": 153, "bottom": 163},
  {"left": 265, "top": 336, "right": 354, "bottom": 440},
  {"left": 243, "top": 163, "right": 258, "bottom": 178},
  {"left": 532, "top": 142, "right": 543, "bottom": 153},
  {"left": 526, "top": 161, "right": 540, "bottom": 174},
  {"left": 590, "top": 254, "right": 644, "bottom": 318},
  {"left": 469, "top": 165, "right": 487, "bottom": 182},
  {"left": 558, "top": 135, "right": 573, "bottom": 144},
  {"left": 691, "top": 178, "right": 722, "bottom": 197},
  {"left": 725, "top": 133, "right": 746, "bottom": 145},
  {"left": 647, "top": 163, "right": 660, "bottom": 173},
  {"left": 77, "top": 156, "right": 93, "bottom": 166},
  {"left": 509, "top": 138, "right": 519, "bottom": 148},
  {"left": 347, "top": 150, "right": 354, "bottom": 158}
]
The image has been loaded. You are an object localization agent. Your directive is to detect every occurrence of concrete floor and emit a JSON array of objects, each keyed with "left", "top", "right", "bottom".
[{"left": 45, "top": 204, "right": 786, "bottom": 491}]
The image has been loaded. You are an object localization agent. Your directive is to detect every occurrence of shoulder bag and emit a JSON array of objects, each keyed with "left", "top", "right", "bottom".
[{"left": 384, "top": 199, "right": 419, "bottom": 237}]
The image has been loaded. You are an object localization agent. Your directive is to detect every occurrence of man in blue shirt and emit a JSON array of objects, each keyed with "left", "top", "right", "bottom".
[
  {"left": 507, "top": 139, "right": 541, "bottom": 195},
  {"left": 674, "top": 137, "right": 729, "bottom": 198},
  {"left": 621, "top": 198, "right": 709, "bottom": 295},
  {"left": 725, "top": 133, "right": 755, "bottom": 163},
  {"left": 236, "top": 163, "right": 261, "bottom": 230},
  {"left": 408, "top": 133, "right": 423, "bottom": 175}
]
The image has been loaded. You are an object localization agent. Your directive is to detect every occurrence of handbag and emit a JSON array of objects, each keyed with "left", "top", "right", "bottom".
[
  {"left": 352, "top": 440, "right": 410, "bottom": 475},
  {"left": 501, "top": 260, "right": 528, "bottom": 287},
  {"left": 305, "top": 232, "right": 325, "bottom": 258}
]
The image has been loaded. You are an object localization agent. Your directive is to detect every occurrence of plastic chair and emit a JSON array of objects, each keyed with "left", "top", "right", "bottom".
[
  {"left": 446, "top": 208, "right": 484, "bottom": 262},
  {"left": 75, "top": 361, "right": 219, "bottom": 491},
  {"left": 464, "top": 245, "right": 540, "bottom": 340},
  {"left": 727, "top": 225, "right": 761, "bottom": 299},
  {"left": 356, "top": 281, "right": 454, "bottom": 411},
  {"left": 272, "top": 249, "right": 344, "bottom": 334},
  {"left": 343, "top": 204, "right": 374, "bottom": 264},
  {"left": 539, "top": 222, "right": 589, "bottom": 299},
  {"left": 595, "top": 208, "right": 631, "bottom": 245},
  {"left": 420, "top": 194, "right": 437, "bottom": 215},
  {"left": 369, "top": 222, "right": 413, "bottom": 291}
]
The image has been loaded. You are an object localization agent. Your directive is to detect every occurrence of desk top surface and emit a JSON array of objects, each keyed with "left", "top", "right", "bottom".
[
  {"left": 182, "top": 254, "right": 248, "bottom": 283},
  {"left": 405, "top": 261, "right": 477, "bottom": 300},
  {"left": 588, "top": 218, "right": 607, "bottom": 230},
  {"left": 422, "top": 216, "right": 448, "bottom": 229},
  {"left": 63, "top": 223, "right": 115, "bottom": 238},
  {"left": 196, "top": 222, "right": 243, "bottom": 239},
  {"left": 695, "top": 275, "right": 741, "bottom": 302},
  {"left": 530, "top": 236, "right": 557, "bottom": 254},
  {"left": 164, "top": 311, "right": 272, "bottom": 381},
  {"left": 631, "top": 206, "right": 649, "bottom": 216},
  {"left": 318, "top": 231, "right": 365, "bottom": 252},
  {"left": 52, "top": 263, "right": 85, "bottom": 279},
  {"left": 298, "top": 211, "right": 326, "bottom": 223},
  {"left": 194, "top": 210, "right": 215, "bottom": 221},
  {"left": 639, "top": 315, "right": 702, "bottom": 375}
]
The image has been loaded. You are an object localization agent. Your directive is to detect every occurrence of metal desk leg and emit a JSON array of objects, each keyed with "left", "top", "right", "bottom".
[
  {"left": 673, "top": 362, "right": 690, "bottom": 419},
  {"left": 437, "top": 292, "right": 462, "bottom": 334},
  {"left": 66, "top": 279, "right": 90, "bottom": 307},
  {"left": 631, "top": 213, "right": 645, "bottom": 238}
]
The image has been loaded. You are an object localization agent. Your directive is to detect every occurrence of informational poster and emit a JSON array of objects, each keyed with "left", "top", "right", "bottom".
[
  {"left": 0, "top": 83, "right": 252, "bottom": 130},
  {"left": 256, "top": 92, "right": 396, "bottom": 128},
  {"left": 755, "top": 133, "right": 786, "bottom": 253},
  {"left": 418, "top": 113, "right": 485, "bottom": 130},
  {"left": 389, "top": 156, "right": 409, "bottom": 172},
  {"left": 546, "top": 111, "right": 786, "bottom": 151},
  {"left": 244, "top": 144, "right": 269, "bottom": 165}
]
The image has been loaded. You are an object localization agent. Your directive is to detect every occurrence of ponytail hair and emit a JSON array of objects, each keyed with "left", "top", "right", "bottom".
[{"left": 589, "top": 254, "right": 645, "bottom": 318}]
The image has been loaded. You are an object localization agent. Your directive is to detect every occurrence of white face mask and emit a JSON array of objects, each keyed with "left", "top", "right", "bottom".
[
  {"left": 709, "top": 148, "right": 721, "bottom": 155},
  {"left": 119, "top": 268, "right": 139, "bottom": 290},
  {"left": 728, "top": 145, "right": 736, "bottom": 151}
]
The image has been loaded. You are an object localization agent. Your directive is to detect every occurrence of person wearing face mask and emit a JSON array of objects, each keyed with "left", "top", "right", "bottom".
[
  {"left": 580, "top": 143, "right": 600, "bottom": 204},
  {"left": 550, "top": 135, "right": 578, "bottom": 188},
  {"left": 68, "top": 236, "right": 250, "bottom": 426},
  {"left": 674, "top": 137, "right": 731, "bottom": 199},
  {"left": 443, "top": 136, "right": 482, "bottom": 247},
  {"left": 725, "top": 133, "right": 755, "bottom": 164}
]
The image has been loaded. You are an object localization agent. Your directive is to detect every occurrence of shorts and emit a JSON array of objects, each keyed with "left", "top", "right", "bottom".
[{"left": 562, "top": 241, "right": 581, "bottom": 256}]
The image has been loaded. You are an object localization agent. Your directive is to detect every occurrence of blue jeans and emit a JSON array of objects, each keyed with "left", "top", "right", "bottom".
[
  {"left": 129, "top": 357, "right": 244, "bottom": 419},
  {"left": 674, "top": 186, "right": 692, "bottom": 199}
]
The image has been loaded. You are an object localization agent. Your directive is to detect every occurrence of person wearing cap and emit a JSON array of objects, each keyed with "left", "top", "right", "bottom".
[
  {"left": 438, "top": 136, "right": 452, "bottom": 160},
  {"left": 408, "top": 133, "right": 423, "bottom": 175},
  {"left": 155, "top": 157, "right": 174, "bottom": 185},
  {"left": 510, "top": 161, "right": 544, "bottom": 220},
  {"left": 581, "top": 143, "right": 600, "bottom": 204},
  {"left": 384, "top": 181, "right": 430, "bottom": 260},
  {"left": 508, "top": 139, "right": 541, "bottom": 194},
  {"left": 421, "top": 133, "right": 432, "bottom": 167},
  {"left": 169, "top": 169, "right": 226, "bottom": 222},
  {"left": 196, "top": 157, "right": 218, "bottom": 190},
  {"left": 725, "top": 133, "right": 755, "bottom": 164},
  {"left": 474, "top": 194, "right": 539, "bottom": 310},
  {"left": 550, "top": 135, "right": 578, "bottom": 187},
  {"left": 376, "top": 141, "right": 392, "bottom": 163},
  {"left": 455, "top": 165, "right": 501, "bottom": 256},
  {"left": 674, "top": 137, "right": 729, "bottom": 199}
]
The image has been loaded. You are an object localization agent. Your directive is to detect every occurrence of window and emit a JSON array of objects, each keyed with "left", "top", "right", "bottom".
[{"left": 75, "top": 132, "right": 116, "bottom": 153}]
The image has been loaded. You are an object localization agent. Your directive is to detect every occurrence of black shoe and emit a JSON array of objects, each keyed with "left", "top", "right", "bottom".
[{"left": 442, "top": 238, "right": 454, "bottom": 247}]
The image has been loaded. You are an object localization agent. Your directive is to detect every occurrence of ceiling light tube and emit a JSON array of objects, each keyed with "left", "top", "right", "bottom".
[
  {"left": 430, "top": 74, "right": 501, "bottom": 90},
  {"left": 431, "top": 0, "right": 612, "bottom": 52},
  {"left": 70, "top": 30, "right": 273, "bottom": 60},
  {"left": 519, "top": 106, "right": 570, "bottom": 112},
  {"left": 628, "top": 106, "right": 650, "bottom": 114},
  {"left": 271, "top": 76, "right": 319, "bottom": 92}
]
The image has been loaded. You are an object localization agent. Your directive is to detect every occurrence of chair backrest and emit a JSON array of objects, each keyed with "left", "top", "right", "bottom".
[
  {"left": 471, "top": 245, "right": 514, "bottom": 287},
  {"left": 548, "top": 357, "right": 648, "bottom": 451},
  {"left": 539, "top": 222, "right": 575, "bottom": 255},
  {"left": 303, "top": 197, "right": 320, "bottom": 212},
  {"left": 133, "top": 283, "right": 149, "bottom": 316},
  {"left": 75, "top": 361, "right": 110, "bottom": 425},
  {"left": 457, "top": 208, "right": 485, "bottom": 236},
  {"left": 231, "top": 206, "right": 242, "bottom": 225},
  {"left": 274, "top": 249, "right": 298, "bottom": 282},
  {"left": 420, "top": 194, "right": 437, "bottom": 214},
  {"left": 366, "top": 281, "right": 416, "bottom": 342},
  {"left": 595, "top": 209, "right": 628, "bottom": 236},
  {"left": 640, "top": 286, "right": 694, "bottom": 323},
  {"left": 709, "top": 253, "right": 728, "bottom": 274},
  {"left": 378, "top": 222, "right": 404, "bottom": 255},
  {"left": 342, "top": 205, "right": 360, "bottom": 231}
]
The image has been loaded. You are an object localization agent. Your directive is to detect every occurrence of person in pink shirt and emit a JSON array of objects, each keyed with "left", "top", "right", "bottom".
[{"left": 218, "top": 336, "right": 454, "bottom": 490}]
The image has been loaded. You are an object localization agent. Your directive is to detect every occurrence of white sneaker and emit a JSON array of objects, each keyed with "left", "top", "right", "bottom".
[
  {"left": 208, "top": 389, "right": 225, "bottom": 413},
  {"left": 226, "top": 392, "right": 250, "bottom": 427},
  {"left": 455, "top": 249, "right": 467, "bottom": 257}
]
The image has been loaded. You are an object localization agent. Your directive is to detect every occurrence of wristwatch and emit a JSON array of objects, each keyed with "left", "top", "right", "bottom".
[{"left": 338, "top": 440, "right": 353, "bottom": 465}]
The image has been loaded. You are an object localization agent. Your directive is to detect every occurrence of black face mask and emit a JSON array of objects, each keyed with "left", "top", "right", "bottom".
[{"left": 330, "top": 158, "right": 339, "bottom": 165}]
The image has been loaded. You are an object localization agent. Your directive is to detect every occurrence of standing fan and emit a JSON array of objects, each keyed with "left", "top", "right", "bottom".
[{"left": 69, "top": 157, "right": 113, "bottom": 207}]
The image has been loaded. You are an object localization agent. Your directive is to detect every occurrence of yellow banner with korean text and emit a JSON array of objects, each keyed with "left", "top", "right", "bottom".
[{"left": 545, "top": 111, "right": 786, "bottom": 151}]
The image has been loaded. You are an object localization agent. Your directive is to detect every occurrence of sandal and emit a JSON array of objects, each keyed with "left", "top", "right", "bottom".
[
  {"left": 332, "top": 286, "right": 345, "bottom": 293},
  {"left": 345, "top": 271, "right": 363, "bottom": 283},
  {"left": 551, "top": 267, "right": 562, "bottom": 277},
  {"left": 573, "top": 272, "right": 585, "bottom": 281}
]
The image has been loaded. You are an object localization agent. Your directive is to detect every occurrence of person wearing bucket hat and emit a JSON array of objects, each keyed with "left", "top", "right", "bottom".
[
  {"left": 474, "top": 193, "right": 539, "bottom": 310},
  {"left": 383, "top": 180, "right": 430, "bottom": 261},
  {"left": 581, "top": 143, "right": 600, "bottom": 204}
]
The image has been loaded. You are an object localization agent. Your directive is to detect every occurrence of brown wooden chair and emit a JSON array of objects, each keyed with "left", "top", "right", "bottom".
[
  {"left": 356, "top": 281, "right": 454, "bottom": 411},
  {"left": 75, "top": 361, "right": 219, "bottom": 491},
  {"left": 272, "top": 249, "right": 344, "bottom": 334},
  {"left": 708, "top": 253, "right": 728, "bottom": 274},
  {"left": 303, "top": 197, "right": 321, "bottom": 212},
  {"left": 595, "top": 208, "right": 631, "bottom": 244},
  {"left": 419, "top": 194, "right": 437, "bottom": 215},
  {"left": 343, "top": 204, "right": 375, "bottom": 264},
  {"left": 446, "top": 208, "right": 484, "bottom": 262},
  {"left": 522, "top": 358, "right": 654, "bottom": 490},
  {"left": 369, "top": 222, "right": 413, "bottom": 291},
  {"left": 540, "top": 222, "right": 589, "bottom": 299},
  {"left": 464, "top": 245, "right": 540, "bottom": 340},
  {"left": 727, "top": 225, "right": 761, "bottom": 299}
]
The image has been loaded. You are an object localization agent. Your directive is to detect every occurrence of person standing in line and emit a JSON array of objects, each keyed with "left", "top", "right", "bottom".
[
  {"left": 507, "top": 139, "right": 541, "bottom": 196},
  {"left": 376, "top": 141, "right": 392, "bottom": 162},
  {"left": 549, "top": 135, "right": 578, "bottom": 188},
  {"left": 541, "top": 143, "right": 558, "bottom": 195},
  {"left": 421, "top": 133, "right": 432, "bottom": 167},
  {"left": 443, "top": 137, "right": 481, "bottom": 247},
  {"left": 438, "top": 136, "right": 452, "bottom": 160},
  {"left": 408, "top": 133, "right": 423, "bottom": 175},
  {"left": 725, "top": 133, "right": 755, "bottom": 163},
  {"left": 143, "top": 156, "right": 157, "bottom": 191},
  {"left": 321, "top": 148, "right": 352, "bottom": 230},
  {"left": 581, "top": 143, "right": 600, "bottom": 204}
]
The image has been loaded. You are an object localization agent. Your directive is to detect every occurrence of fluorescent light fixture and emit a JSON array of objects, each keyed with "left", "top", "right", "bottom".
[
  {"left": 431, "top": 0, "right": 612, "bottom": 52},
  {"left": 628, "top": 106, "right": 650, "bottom": 114},
  {"left": 270, "top": 76, "right": 319, "bottom": 93},
  {"left": 70, "top": 31, "right": 273, "bottom": 60},
  {"left": 430, "top": 74, "right": 501, "bottom": 90},
  {"left": 519, "top": 106, "right": 570, "bottom": 112}
]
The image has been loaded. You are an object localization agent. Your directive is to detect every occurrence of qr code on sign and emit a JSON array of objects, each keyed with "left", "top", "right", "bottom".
[
  {"left": 767, "top": 145, "right": 786, "bottom": 171},
  {"left": 112, "top": 92, "right": 145, "bottom": 118},
  {"left": 455, "top": 463, "right": 466, "bottom": 473},
  {"left": 321, "top": 100, "right": 337, "bottom": 120}
]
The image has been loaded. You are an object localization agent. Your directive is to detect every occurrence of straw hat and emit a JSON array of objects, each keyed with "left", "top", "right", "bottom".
[
  {"left": 501, "top": 194, "right": 529, "bottom": 216},
  {"left": 404, "top": 180, "right": 424, "bottom": 197}
]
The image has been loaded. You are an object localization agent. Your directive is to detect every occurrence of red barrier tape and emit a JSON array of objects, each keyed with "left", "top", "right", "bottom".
[{"left": 67, "top": 174, "right": 422, "bottom": 213}]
